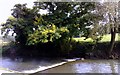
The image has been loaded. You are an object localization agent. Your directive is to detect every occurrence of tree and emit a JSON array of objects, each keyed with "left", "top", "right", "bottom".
[
  {"left": 91, "top": 2, "right": 119, "bottom": 57},
  {"left": 30, "top": 2, "right": 104, "bottom": 55},
  {"left": 99, "top": 2, "right": 119, "bottom": 57},
  {"left": 1, "top": 2, "right": 102, "bottom": 56},
  {"left": 1, "top": 4, "right": 42, "bottom": 46},
  {"left": 107, "top": 2, "right": 119, "bottom": 57},
  {"left": 33, "top": 2, "right": 100, "bottom": 40}
]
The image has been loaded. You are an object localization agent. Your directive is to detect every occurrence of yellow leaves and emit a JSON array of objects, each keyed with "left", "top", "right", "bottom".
[
  {"left": 42, "top": 31, "right": 47, "bottom": 35},
  {"left": 27, "top": 23, "right": 70, "bottom": 45},
  {"left": 41, "top": 28, "right": 55, "bottom": 35},
  {"left": 51, "top": 24, "right": 56, "bottom": 30},
  {"left": 43, "top": 30, "right": 48, "bottom": 34},
  {"left": 8, "top": 16, "right": 16, "bottom": 20},
  {"left": 48, "top": 30, "right": 55, "bottom": 33},
  {"left": 34, "top": 16, "right": 44, "bottom": 25},
  {"left": 43, "top": 24, "right": 56, "bottom": 34},
  {"left": 74, "top": 24, "right": 80, "bottom": 27},
  {"left": 60, "top": 27, "right": 69, "bottom": 33}
]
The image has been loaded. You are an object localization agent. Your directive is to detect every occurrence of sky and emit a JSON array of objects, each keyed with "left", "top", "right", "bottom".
[
  {"left": 0, "top": 0, "right": 49, "bottom": 36},
  {"left": 0, "top": 0, "right": 38, "bottom": 36},
  {"left": 0, "top": 0, "right": 119, "bottom": 24},
  {"left": 0, "top": 0, "right": 117, "bottom": 36},
  {"left": 0, "top": 0, "right": 36, "bottom": 24},
  {"left": 0, "top": 0, "right": 118, "bottom": 24}
]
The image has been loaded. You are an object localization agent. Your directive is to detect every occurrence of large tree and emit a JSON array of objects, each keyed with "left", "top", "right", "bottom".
[
  {"left": 1, "top": 2, "right": 102, "bottom": 44},
  {"left": 32, "top": 2, "right": 101, "bottom": 41},
  {"left": 1, "top": 2, "right": 102, "bottom": 55}
]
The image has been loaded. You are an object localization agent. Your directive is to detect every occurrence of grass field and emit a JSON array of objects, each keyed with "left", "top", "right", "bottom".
[{"left": 74, "top": 33, "right": 120, "bottom": 42}]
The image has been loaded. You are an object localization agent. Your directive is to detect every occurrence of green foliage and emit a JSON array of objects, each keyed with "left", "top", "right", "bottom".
[
  {"left": 36, "top": 2, "right": 97, "bottom": 38},
  {"left": 1, "top": 2, "right": 103, "bottom": 57},
  {"left": 1, "top": 2, "right": 98, "bottom": 45},
  {"left": 27, "top": 24, "right": 69, "bottom": 45},
  {"left": 1, "top": 4, "right": 42, "bottom": 46}
]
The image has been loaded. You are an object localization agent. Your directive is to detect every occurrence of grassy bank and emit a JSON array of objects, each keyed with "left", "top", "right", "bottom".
[
  {"left": 74, "top": 33, "right": 120, "bottom": 42},
  {"left": 72, "top": 33, "right": 120, "bottom": 59},
  {"left": 0, "top": 39, "right": 9, "bottom": 55},
  {"left": 0, "top": 40, "right": 3, "bottom": 55},
  {"left": 1, "top": 33, "right": 120, "bottom": 59}
]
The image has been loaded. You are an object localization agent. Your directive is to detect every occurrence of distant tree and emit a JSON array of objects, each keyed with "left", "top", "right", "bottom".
[
  {"left": 90, "top": 2, "right": 119, "bottom": 57},
  {"left": 98, "top": 2, "right": 119, "bottom": 57},
  {"left": 105, "top": 2, "right": 119, "bottom": 57}
]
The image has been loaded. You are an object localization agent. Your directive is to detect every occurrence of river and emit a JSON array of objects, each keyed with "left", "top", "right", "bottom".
[
  {"left": 40, "top": 60, "right": 119, "bottom": 73},
  {"left": 0, "top": 57, "right": 120, "bottom": 74}
]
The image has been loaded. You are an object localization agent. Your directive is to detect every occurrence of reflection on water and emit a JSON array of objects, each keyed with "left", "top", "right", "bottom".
[
  {"left": 0, "top": 57, "right": 62, "bottom": 72},
  {"left": 41, "top": 60, "right": 119, "bottom": 73},
  {"left": 74, "top": 60, "right": 118, "bottom": 73},
  {"left": 0, "top": 57, "right": 119, "bottom": 73}
]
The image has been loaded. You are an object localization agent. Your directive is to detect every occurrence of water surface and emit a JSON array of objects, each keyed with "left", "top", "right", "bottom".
[
  {"left": 0, "top": 57, "right": 119, "bottom": 74},
  {"left": 40, "top": 60, "right": 119, "bottom": 73}
]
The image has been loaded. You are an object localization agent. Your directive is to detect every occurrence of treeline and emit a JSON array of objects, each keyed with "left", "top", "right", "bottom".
[{"left": 1, "top": 2, "right": 120, "bottom": 59}]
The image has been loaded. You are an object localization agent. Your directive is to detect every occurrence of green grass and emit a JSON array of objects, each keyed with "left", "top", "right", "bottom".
[
  {"left": 0, "top": 41, "right": 2, "bottom": 54},
  {"left": 74, "top": 33, "right": 120, "bottom": 42},
  {"left": 73, "top": 37, "right": 93, "bottom": 42},
  {"left": 118, "top": 33, "right": 120, "bottom": 41},
  {"left": 0, "top": 40, "right": 8, "bottom": 54},
  {"left": 99, "top": 33, "right": 119, "bottom": 42}
]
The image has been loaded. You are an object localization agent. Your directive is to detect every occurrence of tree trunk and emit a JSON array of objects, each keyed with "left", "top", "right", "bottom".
[{"left": 109, "top": 27, "right": 116, "bottom": 57}]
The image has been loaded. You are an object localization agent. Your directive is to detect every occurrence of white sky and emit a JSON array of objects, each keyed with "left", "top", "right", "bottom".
[
  {"left": 0, "top": 0, "right": 119, "bottom": 24},
  {"left": 0, "top": 0, "right": 48, "bottom": 36},
  {"left": 0, "top": 0, "right": 36, "bottom": 24},
  {"left": 0, "top": 0, "right": 36, "bottom": 36}
]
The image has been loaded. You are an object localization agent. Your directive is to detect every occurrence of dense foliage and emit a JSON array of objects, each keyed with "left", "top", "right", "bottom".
[
  {"left": 1, "top": 2, "right": 99, "bottom": 45},
  {"left": 2, "top": 2, "right": 119, "bottom": 58}
]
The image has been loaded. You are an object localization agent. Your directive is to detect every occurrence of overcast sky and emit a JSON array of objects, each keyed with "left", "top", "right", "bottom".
[
  {"left": 0, "top": 0, "right": 37, "bottom": 36},
  {"left": 0, "top": 0, "right": 36, "bottom": 24},
  {"left": 0, "top": 0, "right": 49, "bottom": 36}
]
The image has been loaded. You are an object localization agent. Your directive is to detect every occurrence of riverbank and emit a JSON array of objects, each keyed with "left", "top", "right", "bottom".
[
  {"left": 1, "top": 34, "right": 120, "bottom": 59},
  {"left": 2, "top": 41, "right": 120, "bottom": 60}
]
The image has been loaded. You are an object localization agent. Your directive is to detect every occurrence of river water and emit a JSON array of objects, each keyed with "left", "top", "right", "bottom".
[
  {"left": 0, "top": 57, "right": 63, "bottom": 73},
  {"left": 40, "top": 60, "right": 119, "bottom": 73},
  {"left": 0, "top": 57, "right": 120, "bottom": 74}
]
